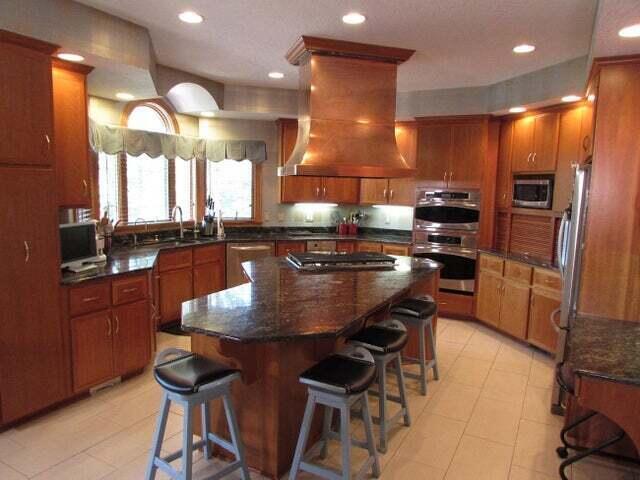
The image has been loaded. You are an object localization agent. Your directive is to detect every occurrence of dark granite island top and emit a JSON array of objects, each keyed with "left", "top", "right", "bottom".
[
  {"left": 569, "top": 315, "right": 640, "bottom": 386},
  {"left": 181, "top": 255, "right": 442, "bottom": 343}
]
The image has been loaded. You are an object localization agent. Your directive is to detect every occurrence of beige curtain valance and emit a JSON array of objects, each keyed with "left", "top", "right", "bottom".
[{"left": 89, "top": 121, "right": 266, "bottom": 163}]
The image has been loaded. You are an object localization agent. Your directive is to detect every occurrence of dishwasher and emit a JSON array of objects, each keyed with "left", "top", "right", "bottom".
[{"left": 226, "top": 242, "right": 275, "bottom": 287}]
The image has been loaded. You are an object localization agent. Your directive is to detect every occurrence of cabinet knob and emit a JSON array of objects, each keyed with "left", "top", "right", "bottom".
[
  {"left": 114, "top": 315, "right": 120, "bottom": 334},
  {"left": 315, "top": 187, "right": 320, "bottom": 197},
  {"left": 23, "top": 240, "right": 30, "bottom": 263},
  {"left": 44, "top": 134, "right": 51, "bottom": 150},
  {"left": 106, "top": 318, "right": 112, "bottom": 337},
  {"left": 82, "top": 179, "right": 88, "bottom": 196}
]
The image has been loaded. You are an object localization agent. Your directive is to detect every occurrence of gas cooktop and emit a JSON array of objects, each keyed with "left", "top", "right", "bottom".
[{"left": 287, "top": 252, "right": 397, "bottom": 271}]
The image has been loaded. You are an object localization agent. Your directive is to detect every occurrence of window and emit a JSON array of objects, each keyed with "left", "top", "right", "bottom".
[
  {"left": 97, "top": 102, "right": 195, "bottom": 223},
  {"left": 206, "top": 159, "right": 254, "bottom": 220}
]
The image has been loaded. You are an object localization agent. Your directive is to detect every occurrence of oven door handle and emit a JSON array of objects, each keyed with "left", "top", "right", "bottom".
[
  {"left": 413, "top": 245, "right": 477, "bottom": 259},
  {"left": 415, "top": 200, "right": 480, "bottom": 209}
]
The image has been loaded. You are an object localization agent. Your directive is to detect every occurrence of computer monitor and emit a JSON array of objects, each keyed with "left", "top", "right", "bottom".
[{"left": 60, "top": 222, "right": 101, "bottom": 271}]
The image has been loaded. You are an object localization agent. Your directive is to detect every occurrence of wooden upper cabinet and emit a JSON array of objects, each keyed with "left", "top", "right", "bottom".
[
  {"left": 282, "top": 176, "right": 323, "bottom": 203},
  {"left": 554, "top": 106, "right": 584, "bottom": 211},
  {"left": 360, "top": 178, "right": 389, "bottom": 204},
  {"left": 0, "top": 36, "right": 56, "bottom": 167},
  {"left": 512, "top": 113, "right": 559, "bottom": 172},
  {"left": 322, "top": 177, "right": 359, "bottom": 204},
  {"left": 496, "top": 121, "right": 513, "bottom": 209},
  {"left": 450, "top": 123, "right": 484, "bottom": 188},
  {"left": 416, "top": 124, "right": 451, "bottom": 187},
  {"left": 52, "top": 59, "right": 93, "bottom": 208}
]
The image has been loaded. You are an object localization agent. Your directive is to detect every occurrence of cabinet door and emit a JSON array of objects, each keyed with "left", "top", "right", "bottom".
[
  {"left": 496, "top": 122, "right": 513, "bottom": 209},
  {"left": 322, "top": 177, "right": 360, "bottom": 204},
  {"left": 498, "top": 280, "right": 530, "bottom": 339},
  {"left": 52, "top": 62, "right": 91, "bottom": 207},
  {"left": 388, "top": 178, "right": 415, "bottom": 206},
  {"left": 71, "top": 311, "right": 114, "bottom": 392},
  {"left": 193, "top": 261, "right": 226, "bottom": 297},
  {"left": 359, "top": 178, "right": 389, "bottom": 204},
  {"left": 0, "top": 42, "right": 53, "bottom": 166},
  {"left": 476, "top": 272, "right": 502, "bottom": 327},
  {"left": 450, "top": 123, "right": 484, "bottom": 189},
  {"left": 382, "top": 244, "right": 411, "bottom": 256},
  {"left": 395, "top": 122, "right": 418, "bottom": 168},
  {"left": 113, "top": 300, "right": 151, "bottom": 376},
  {"left": 553, "top": 106, "right": 583, "bottom": 211},
  {"left": 528, "top": 288, "right": 561, "bottom": 353},
  {"left": 281, "top": 176, "right": 323, "bottom": 203},
  {"left": 416, "top": 124, "right": 451, "bottom": 186},
  {"left": 531, "top": 112, "right": 560, "bottom": 171},
  {"left": 357, "top": 241, "right": 382, "bottom": 253},
  {"left": 0, "top": 168, "right": 67, "bottom": 422},
  {"left": 276, "top": 241, "right": 306, "bottom": 257},
  {"left": 511, "top": 116, "right": 535, "bottom": 172},
  {"left": 579, "top": 82, "right": 598, "bottom": 164},
  {"left": 336, "top": 241, "right": 356, "bottom": 253},
  {"left": 159, "top": 268, "right": 193, "bottom": 324}
]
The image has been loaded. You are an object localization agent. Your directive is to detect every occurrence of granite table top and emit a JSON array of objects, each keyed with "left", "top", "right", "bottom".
[
  {"left": 569, "top": 315, "right": 640, "bottom": 387},
  {"left": 181, "top": 255, "right": 442, "bottom": 343},
  {"left": 60, "top": 229, "right": 413, "bottom": 285}
]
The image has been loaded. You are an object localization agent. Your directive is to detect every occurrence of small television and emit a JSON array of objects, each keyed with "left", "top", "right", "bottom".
[{"left": 60, "top": 222, "right": 103, "bottom": 271}]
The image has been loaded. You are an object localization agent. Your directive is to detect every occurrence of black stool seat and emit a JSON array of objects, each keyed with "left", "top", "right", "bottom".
[
  {"left": 349, "top": 324, "right": 408, "bottom": 354},
  {"left": 390, "top": 298, "right": 437, "bottom": 319},
  {"left": 300, "top": 354, "right": 376, "bottom": 394},
  {"left": 154, "top": 353, "right": 237, "bottom": 394}
]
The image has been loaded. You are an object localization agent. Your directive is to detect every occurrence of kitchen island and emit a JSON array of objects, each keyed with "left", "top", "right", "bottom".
[{"left": 181, "top": 255, "right": 441, "bottom": 478}]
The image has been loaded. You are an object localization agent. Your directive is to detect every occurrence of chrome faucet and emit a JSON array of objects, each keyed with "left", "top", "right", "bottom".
[
  {"left": 132, "top": 217, "right": 148, "bottom": 247},
  {"left": 171, "top": 205, "right": 184, "bottom": 239}
]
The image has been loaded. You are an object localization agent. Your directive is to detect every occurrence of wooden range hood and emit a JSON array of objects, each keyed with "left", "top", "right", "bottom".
[{"left": 278, "top": 36, "right": 416, "bottom": 178}]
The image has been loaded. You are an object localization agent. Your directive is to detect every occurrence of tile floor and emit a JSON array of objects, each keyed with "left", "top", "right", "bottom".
[{"left": 0, "top": 319, "right": 638, "bottom": 479}]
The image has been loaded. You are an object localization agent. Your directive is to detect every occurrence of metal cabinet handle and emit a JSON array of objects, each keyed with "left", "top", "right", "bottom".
[
  {"left": 82, "top": 179, "right": 88, "bottom": 196},
  {"left": 582, "top": 135, "right": 590, "bottom": 151},
  {"left": 323, "top": 186, "right": 327, "bottom": 197},
  {"left": 122, "top": 287, "right": 137, "bottom": 294},
  {"left": 443, "top": 172, "right": 447, "bottom": 184},
  {"left": 23, "top": 241, "right": 30, "bottom": 263},
  {"left": 502, "top": 193, "right": 507, "bottom": 200},
  {"left": 532, "top": 152, "right": 537, "bottom": 163},
  {"left": 83, "top": 296, "right": 99, "bottom": 303},
  {"left": 549, "top": 307, "right": 562, "bottom": 333},
  {"left": 107, "top": 318, "right": 112, "bottom": 336},
  {"left": 389, "top": 189, "right": 394, "bottom": 200},
  {"left": 527, "top": 153, "right": 532, "bottom": 164},
  {"left": 44, "top": 134, "right": 51, "bottom": 150},
  {"left": 449, "top": 172, "right": 454, "bottom": 184},
  {"left": 383, "top": 188, "right": 387, "bottom": 199},
  {"left": 114, "top": 315, "right": 120, "bottom": 334},
  {"left": 315, "top": 187, "right": 320, "bottom": 197}
]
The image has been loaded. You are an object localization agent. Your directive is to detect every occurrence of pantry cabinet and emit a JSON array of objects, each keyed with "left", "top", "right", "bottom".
[
  {"left": 511, "top": 112, "right": 560, "bottom": 172},
  {"left": 496, "top": 121, "right": 513, "bottom": 209}
]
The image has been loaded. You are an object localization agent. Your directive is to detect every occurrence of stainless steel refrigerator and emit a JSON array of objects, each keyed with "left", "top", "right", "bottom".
[{"left": 551, "top": 163, "right": 592, "bottom": 414}]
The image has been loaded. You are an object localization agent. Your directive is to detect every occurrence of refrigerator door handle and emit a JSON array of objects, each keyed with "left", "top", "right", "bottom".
[
  {"left": 557, "top": 210, "right": 569, "bottom": 278},
  {"left": 549, "top": 307, "right": 563, "bottom": 333}
]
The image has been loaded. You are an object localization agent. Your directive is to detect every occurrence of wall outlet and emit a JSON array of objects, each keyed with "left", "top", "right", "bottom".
[{"left": 277, "top": 212, "right": 285, "bottom": 222}]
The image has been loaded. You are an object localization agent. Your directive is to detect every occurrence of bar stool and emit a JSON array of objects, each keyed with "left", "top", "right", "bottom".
[
  {"left": 390, "top": 296, "right": 439, "bottom": 396},
  {"left": 348, "top": 319, "right": 411, "bottom": 453},
  {"left": 289, "top": 346, "right": 380, "bottom": 480},
  {"left": 146, "top": 348, "right": 250, "bottom": 480}
]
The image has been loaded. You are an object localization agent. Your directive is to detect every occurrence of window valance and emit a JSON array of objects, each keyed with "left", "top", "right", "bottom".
[{"left": 89, "top": 121, "right": 267, "bottom": 163}]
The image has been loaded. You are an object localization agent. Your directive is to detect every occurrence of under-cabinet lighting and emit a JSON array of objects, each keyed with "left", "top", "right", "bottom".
[
  {"left": 294, "top": 203, "right": 338, "bottom": 208},
  {"left": 509, "top": 106, "right": 526, "bottom": 113},
  {"left": 619, "top": 24, "right": 640, "bottom": 38},
  {"left": 562, "top": 95, "right": 582, "bottom": 103},
  {"left": 179, "top": 11, "right": 204, "bottom": 24},
  {"left": 200, "top": 111, "right": 216, "bottom": 117},
  {"left": 372, "top": 205, "right": 413, "bottom": 211},
  {"left": 513, "top": 44, "right": 536, "bottom": 54},
  {"left": 57, "top": 52, "right": 84, "bottom": 62}
]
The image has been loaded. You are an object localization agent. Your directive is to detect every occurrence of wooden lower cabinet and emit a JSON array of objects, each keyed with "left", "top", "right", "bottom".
[
  {"left": 159, "top": 267, "right": 193, "bottom": 324},
  {"left": 382, "top": 243, "right": 411, "bottom": 256},
  {"left": 276, "top": 241, "right": 306, "bottom": 257},
  {"left": 71, "top": 311, "right": 114, "bottom": 391},
  {"left": 499, "top": 280, "right": 530, "bottom": 339},
  {"left": 336, "top": 241, "right": 356, "bottom": 253},
  {"left": 527, "top": 287, "right": 561, "bottom": 353},
  {"left": 113, "top": 300, "right": 151, "bottom": 375},
  {"left": 476, "top": 271, "right": 502, "bottom": 327},
  {"left": 193, "top": 263, "right": 224, "bottom": 298},
  {"left": 357, "top": 241, "right": 382, "bottom": 253}
]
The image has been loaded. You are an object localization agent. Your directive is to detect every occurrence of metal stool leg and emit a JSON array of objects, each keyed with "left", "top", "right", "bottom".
[
  {"left": 418, "top": 322, "right": 428, "bottom": 395},
  {"left": 395, "top": 353, "right": 411, "bottom": 426},
  {"left": 428, "top": 319, "right": 439, "bottom": 380},
  {"left": 320, "top": 406, "right": 333, "bottom": 459},
  {"left": 181, "top": 402, "right": 194, "bottom": 480},
  {"left": 145, "top": 392, "right": 171, "bottom": 480},
  {"left": 339, "top": 402, "right": 352, "bottom": 480},
  {"left": 222, "top": 392, "right": 251, "bottom": 480},
  {"left": 376, "top": 357, "right": 388, "bottom": 453},
  {"left": 361, "top": 393, "right": 381, "bottom": 478},
  {"left": 289, "top": 394, "right": 316, "bottom": 480},
  {"left": 201, "top": 400, "right": 212, "bottom": 460}
]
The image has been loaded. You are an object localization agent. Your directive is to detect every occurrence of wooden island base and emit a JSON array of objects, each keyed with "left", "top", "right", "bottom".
[{"left": 190, "top": 276, "right": 438, "bottom": 479}]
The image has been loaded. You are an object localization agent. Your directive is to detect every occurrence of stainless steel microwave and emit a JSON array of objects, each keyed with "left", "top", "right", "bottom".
[{"left": 512, "top": 175, "right": 554, "bottom": 209}]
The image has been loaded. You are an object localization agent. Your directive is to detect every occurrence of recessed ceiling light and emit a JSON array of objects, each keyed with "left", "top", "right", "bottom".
[
  {"left": 619, "top": 24, "right": 640, "bottom": 38},
  {"left": 116, "top": 92, "right": 135, "bottom": 101},
  {"left": 57, "top": 52, "right": 84, "bottom": 62},
  {"left": 509, "top": 106, "right": 526, "bottom": 113},
  {"left": 562, "top": 95, "right": 582, "bottom": 103},
  {"left": 342, "top": 12, "right": 366, "bottom": 25},
  {"left": 200, "top": 111, "right": 216, "bottom": 117},
  {"left": 513, "top": 44, "right": 536, "bottom": 54},
  {"left": 178, "top": 11, "right": 204, "bottom": 24},
  {"left": 268, "top": 71, "right": 284, "bottom": 79}
]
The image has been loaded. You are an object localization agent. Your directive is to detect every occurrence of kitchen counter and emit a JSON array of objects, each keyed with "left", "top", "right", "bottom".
[
  {"left": 478, "top": 248, "right": 559, "bottom": 271},
  {"left": 60, "top": 228, "right": 412, "bottom": 285},
  {"left": 181, "top": 255, "right": 441, "bottom": 342},
  {"left": 569, "top": 315, "right": 640, "bottom": 387}
]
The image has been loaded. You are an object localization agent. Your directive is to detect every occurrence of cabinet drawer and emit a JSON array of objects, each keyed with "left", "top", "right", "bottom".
[
  {"left": 276, "top": 241, "right": 306, "bottom": 257},
  {"left": 158, "top": 248, "right": 193, "bottom": 272},
  {"left": 193, "top": 244, "right": 225, "bottom": 266},
  {"left": 479, "top": 254, "right": 504, "bottom": 274},
  {"left": 504, "top": 260, "right": 532, "bottom": 284},
  {"left": 112, "top": 274, "right": 148, "bottom": 306},
  {"left": 533, "top": 268, "right": 562, "bottom": 291},
  {"left": 357, "top": 241, "right": 382, "bottom": 253},
  {"left": 69, "top": 281, "right": 110, "bottom": 316},
  {"left": 382, "top": 244, "right": 411, "bottom": 256}
]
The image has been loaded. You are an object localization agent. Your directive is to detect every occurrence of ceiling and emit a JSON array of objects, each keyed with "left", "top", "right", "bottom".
[{"left": 76, "top": 0, "right": 598, "bottom": 92}]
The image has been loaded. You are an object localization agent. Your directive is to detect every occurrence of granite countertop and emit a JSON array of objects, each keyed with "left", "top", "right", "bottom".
[
  {"left": 60, "top": 228, "right": 412, "bottom": 285},
  {"left": 568, "top": 315, "right": 640, "bottom": 387},
  {"left": 180, "top": 255, "right": 441, "bottom": 343},
  {"left": 478, "top": 248, "right": 559, "bottom": 271}
]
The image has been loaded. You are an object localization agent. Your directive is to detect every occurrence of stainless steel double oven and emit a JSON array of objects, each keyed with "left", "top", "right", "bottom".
[{"left": 413, "top": 189, "right": 480, "bottom": 294}]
